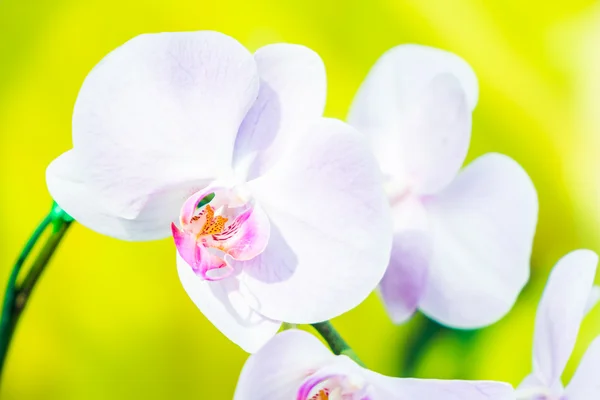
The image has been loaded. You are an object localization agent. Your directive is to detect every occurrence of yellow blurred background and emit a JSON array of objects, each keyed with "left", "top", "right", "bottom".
[{"left": 1, "top": 0, "right": 600, "bottom": 398}]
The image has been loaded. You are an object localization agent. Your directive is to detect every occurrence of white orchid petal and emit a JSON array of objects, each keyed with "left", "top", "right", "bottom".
[
  {"left": 348, "top": 45, "right": 476, "bottom": 193},
  {"left": 565, "top": 336, "right": 600, "bottom": 400},
  {"left": 379, "top": 233, "right": 430, "bottom": 324},
  {"left": 379, "top": 197, "right": 431, "bottom": 324},
  {"left": 47, "top": 151, "right": 207, "bottom": 240},
  {"left": 234, "top": 330, "right": 335, "bottom": 400},
  {"left": 398, "top": 74, "right": 472, "bottom": 194},
  {"left": 351, "top": 45, "right": 478, "bottom": 115},
  {"left": 585, "top": 285, "right": 600, "bottom": 315},
  {"left": 418, "top": 153, "right": 537, "bottom": 328},
  {"left": 516, "top": 373, "right": 563, "bottom": 399},
  {"left": 365, "top": 371, "right": 514, "bottom": 400},
  {"left": 532, "top": 249, "right": 598, "bottom": 387},
  {"left": 233, "top": 43, "right": 326, "bottom": 181},
  {"left": 238, "top": 118, "right": 392, "bottom": 323},
  {"left": 49, "top": 31, "right": 259, "bottom": 239},
  {"left": 176, "top": 253, "right": 281, "bottom": 353}
]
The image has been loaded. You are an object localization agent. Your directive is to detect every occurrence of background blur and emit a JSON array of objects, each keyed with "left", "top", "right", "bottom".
[{"left": 1, "top": 0, "right": 600, "bottom": 398}]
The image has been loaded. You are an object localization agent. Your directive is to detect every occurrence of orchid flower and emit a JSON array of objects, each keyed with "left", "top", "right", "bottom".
[
  {"left": 46, "top": 31, "right": 393, "bottom": 352},
  {"left": 234, "top": 329, "right": 514, "bottom": 399},
  {"left": 348, "top": 44, "right": 538, "bottom": 328},
  {"left": 516, "top": 249, "right": 600, "bottom": 400}
]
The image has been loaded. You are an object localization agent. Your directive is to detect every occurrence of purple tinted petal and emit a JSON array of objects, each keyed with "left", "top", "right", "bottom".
[{"left": 379, "top": 231, "right": 430, "bottom": 324}]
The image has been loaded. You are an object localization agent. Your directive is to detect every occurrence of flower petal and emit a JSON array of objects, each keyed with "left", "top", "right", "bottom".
[
  {"left": 47, "top": 151, "right": 207, "bottom": 240},
  {"left": 172, "top": 224, "right": 235, "bottom": 281},
  {"left": 585, "top": 285, "right": 600, "bottom": 315},
  {"left": 350, "top": 45, "right": 478, "bottom": 115},
  {"left": 234, "top": 330, "right": 335, "bottom": 399},
  {"left": 348, "top": 45, "right": 476, "bottom": 194},
  {"left": 365, "top": 373, "right": 514, "bottom": 400},
  {"left": 379, "top": 233, "right": 430, "bottom": 324},
  {"left": 49, "top": 31, "right": 259, "bottom": 238},
  {"left": 219, "top": 202, "right": 271, "bottom": 261},
  {"left": 233, "top": 43, "right": 326, "bottom": 181},
  {"left": 238, "top": 118, "right": 392, "bottom": 323},
  {"left": 418, "top": 153, "right": 538, "bottom": 328},
  {"left": 565, "top": 336, "right": 600, "bottom": 400},
  {"left": 176, "top": 253, "right": 281, "bottom": 353},
  {"left": 532, "top": 249, "right": 598, "bottom": 387},
  {"left": 516, "top": 373, "right": 564, "bottom": 398},
  {"left": 296, "top": 356, "right": 370, "bottom": 399},
  {"left": 379, "top": 197, "right": 431, "bottom": 324}
]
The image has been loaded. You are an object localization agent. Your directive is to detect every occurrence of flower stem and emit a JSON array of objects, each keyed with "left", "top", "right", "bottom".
[
  {"left": 0, "top": 202, "right": 73, "bottom": 379},
  {"left": 281, "top": 322, "right": 297, "bottom": 330},
  {"left": 311, "top": 321, "right": 365, "bottom": 367}
]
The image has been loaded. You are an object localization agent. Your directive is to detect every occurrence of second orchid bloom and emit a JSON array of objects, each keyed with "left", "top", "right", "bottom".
[{"left": 349, "top": 45, "right": 538, "bottom": 328}]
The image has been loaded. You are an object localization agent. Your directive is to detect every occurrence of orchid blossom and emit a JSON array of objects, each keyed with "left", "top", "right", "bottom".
[
  {"left": 46, "top": 31, "right": 393, "bottom": 352},
  {"left": 516, "top": 249, "right": 600, "bottom": 400},
  {"left": 234, "top": 329, "right": 514, "bottom": 400},
  {"left": 348, "top": 44, "right": 538, "bottom": 328}
]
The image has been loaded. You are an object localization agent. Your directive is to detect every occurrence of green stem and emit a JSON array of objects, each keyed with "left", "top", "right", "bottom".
[
  {"left": 0, "top": 203, "right": 72, "bottom": 379},
  {"left": 0, "top": 214, "right": 52, "bottom": 371},
  {"left": 13, "top": 218, "right": 72, "bottom": 323},
  {"left": 311, "top": 321, "right": 365, "bottom": 367},
  {"left": 281, "top": 322, "right": 297, "bottom": 330}
]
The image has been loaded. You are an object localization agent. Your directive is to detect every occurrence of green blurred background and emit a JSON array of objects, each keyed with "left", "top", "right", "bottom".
[{"left": 1, "top": 0, "right": 600, "bottom": 398}]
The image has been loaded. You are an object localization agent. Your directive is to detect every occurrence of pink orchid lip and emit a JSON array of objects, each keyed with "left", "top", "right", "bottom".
[
  {"left": 172, "top": 185, "right": 269, "bottom": 281},
  {"left": 297, "top": 372, "right": 372, "bottom": 400},
  {"left": 297, "top": 373, "right": 337, "bottom": 400}
]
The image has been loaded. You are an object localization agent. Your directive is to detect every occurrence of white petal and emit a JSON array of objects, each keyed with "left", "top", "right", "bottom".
[
  {"left": 234, "top": 330, "right": 335, "bottom": 400},
  {"left": 50, "top": 31, "right": 259, "bottom": 238},
  {"left": 532, "top": 249, "right": 598, "bottom": 387},
  {"left": 585, "top": 285, "right": 600, "bottom": 315},
  {"left": 47, "top": 151, "right": 208, "bottom": 240},
  {"left": 176, "top": 253, "right": 281, "bottom": 353},
  {"left": 516, "top": 373, "right": 545, "bottom": 391},
  {"left": 238, "top": 118, "right": 393, "bottom": 323},
  {"left": 365, "top": 372, "right": 514, "bottom": 400},
  {"left": 233, "top": 43, "right": 326, "bottom": 181},
  {"left": 418, "top": 153, "right": 538, "bottom": 328},
  {"left": 348, "top": 45, "right": 476, "bottom": 194},
  {"left": 516, "top": 373, "right": 563, "bottom": 398},
  {"left": 351, "top": 45, "right": 478, "bottom": 114},
  {"left": 565, "top": 336, "right": 600, "bottom": 400},
  {"left": 379, "top": 232, "right": 430, "bottom": 324},
  {"left": 379, "top": 197, "right": 431, "bottom": 324}
]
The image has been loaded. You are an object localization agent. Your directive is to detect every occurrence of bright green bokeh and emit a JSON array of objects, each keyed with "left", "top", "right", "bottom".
[{"left": 1, "top": 0, "right": 599, "bottom": 398}]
